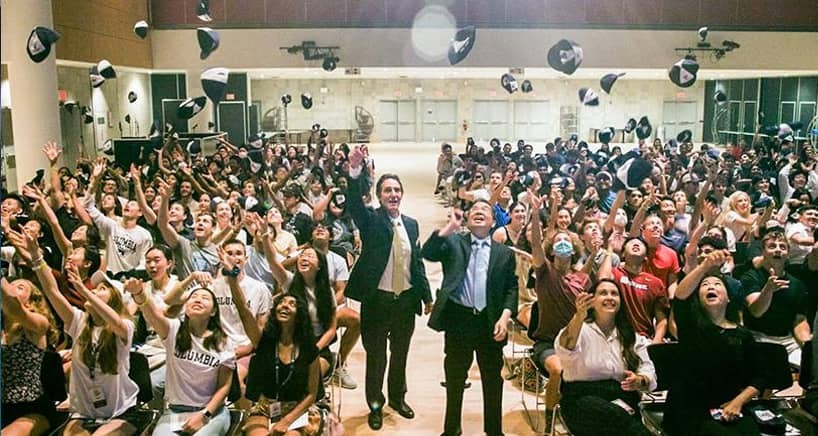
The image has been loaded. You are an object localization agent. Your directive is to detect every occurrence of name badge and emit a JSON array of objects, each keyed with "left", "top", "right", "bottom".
[
  {"left": 268, "top": 400, "right": 282, "bottom": 421},
  {"left": 91, "top": 386, "right": 107, "bottom": 409}
]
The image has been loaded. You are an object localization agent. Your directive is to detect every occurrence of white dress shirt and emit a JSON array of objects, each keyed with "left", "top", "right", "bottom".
[{"left": 556, "top": 321, "right": 657, "bottom": 391}]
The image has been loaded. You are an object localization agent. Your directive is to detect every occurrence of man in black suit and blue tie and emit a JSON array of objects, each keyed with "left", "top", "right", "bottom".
[
  {"left": 345, "top": 146, "right": 433, "bottom": 430},
  {"left": 422, "top": 199, "right": 518, "bottom": 436}
]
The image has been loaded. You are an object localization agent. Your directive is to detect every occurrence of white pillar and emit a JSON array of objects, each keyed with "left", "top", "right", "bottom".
[{"left": 1, "top": 0, "right": 61, "bottom": 191}]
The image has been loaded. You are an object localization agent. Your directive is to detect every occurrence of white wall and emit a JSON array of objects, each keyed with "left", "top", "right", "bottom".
[
  {"left": 250, "top": 77, "right": 705, "bottom": 147},
  {"left": 152, "top": 28, "right": 818, "bottom": 71},
  {"left": 56, "top": 66, "right": 152, "bottom": 159}
]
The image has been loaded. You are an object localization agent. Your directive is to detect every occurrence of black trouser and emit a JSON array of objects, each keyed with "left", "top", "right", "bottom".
[
  {"left": 560, "top": 379, "right": 650, "bottom": 436},
  {"left": 360, "top": 289, "right": 417, "bottom": 410},
  {"left": 442, "top": 302, "right": 504, "bottom": 436}
]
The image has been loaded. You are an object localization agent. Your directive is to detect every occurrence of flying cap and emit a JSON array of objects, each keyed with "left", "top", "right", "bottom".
[
  {"left": 547, "top": 39, "right": 583, "bottom": 75},
  {"left": 27, "top": 26, "right": 60, "bottom": 63},
  {"left": 89, "top": 66, "right": 106, "bottom": 88},
  {"left": 177, "top": 96, "right": 207, "bottom": 119},
  {"left": 624, "top": 118, "right": 637, "bottom": 134},
  {"left": 598, "top": 127, "right": 616, "bottom": 144},
  {"left": 301, "top": 93, "right": 313, "bottom": 110},
  {"left": 133, "top": 20, "right": 149, "bottom": 39},
  {"left": 676, "top": 129, "right": 693, "bottom": 143},
  {"left": 201, "top": 67, "right": 229, "bottom": 104},
  {"left": 281, "top": 94, "right": 292, "bottom": 106},
  {"left": 636, "top": 116, "right": 653, "bottom": 140},
  {"left": 100, "top": 139, "right": 114, "bottom": 156},
  {"left": 83, "top": 106, "right": 94, "bottom": 124},
  {"left": 714, "top": 90, "right": 728, "bottom": 104},
  {"left": 501, "top": 73, "right": 518, "bottom": 94},
  {"left": 127, "top": 91, "right": 137, "bottom": 103},
  {"left": 97, "top": 60, "right": 116, "bottom": 79},
  {"left": 613, "top": 151, "right": 652, "bottom": 191},
  {"left": 521, "top": 80, "right": 533, "bottom": 93},
  {"left": 448, "top": 25, "right": 476, "bottom": 65},
  {"left": 668, "top": 56, "right": 699, "bottom": 88},
  {"left": 600, "top": 72, "right": 625, "bottom": 94},
  {"left": 197, "top": 27, "right": 220, "bottom": 60},
  {"left": 186, "top": 140, "right": 202, "bottom": 156},
  {"left": 578, "top": 88, "right": 599, "bottom": 106},
  {"left": 196, "top": 0, "right": 212, "bottom": 22}
]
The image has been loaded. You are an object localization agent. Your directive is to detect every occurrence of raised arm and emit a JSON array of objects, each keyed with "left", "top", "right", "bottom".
[
  {"left": 421, "top": 208, "right": 462, "bottom": 262},
  {"left": 7, "top": 228, "right": 74, "bottom": 326},
  {"left": 22, "top": 184, "right": 72, "bottom": 257},
  {"left": 42, "top": 141, "right": 65, "bottom": 209},
  {"left": 130, "top": 164, "right": 157, "bottom": 225},
  {"left": 603, "top": 190, "right": 627, "bottom": 234},
  {"left": 125, "top": 278, "right": 170, "bottom": 339},
  {"left": 675, "top": 250, "right": 728, "bottom": 301},
  {"left": 312, "top": 187, "right": 338, "bottom": 222},
  {"left": 223, "top": 257, "right": 263, "bottom": 349},
  {"left": 156, "top": 178, "right": 181, "bottom": 249},
  {"left": 558, "top": 293, "right": 592, "bottom": 350},
  {"left": 629, "top": 192, "right": 656, "bottom": 238},
  {"left": 529, "top": 191, "right": 546, "bottom": 269},
  {"left": 67, "top": 264, "right": 129, "bottom": 339},
  {"left": 745, "top": 268, "right": 790, "bottom": 318},
  {"left": 1, "top": 277, "right": 51, "bottom": 338},
  {"left": 261, "top": 232, "right": 292, "bottom": 287}
]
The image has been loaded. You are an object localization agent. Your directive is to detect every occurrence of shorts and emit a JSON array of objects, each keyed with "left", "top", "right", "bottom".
[
  {"left": 248, "top": 397, "right": 325, "bottom": 436},
  {"left": 531, "top": 337, "right": 556, "bottom": 372},
  {"left": 69, "top": 405, "right": 142, "bottom": 431},
  {"left": 2, "top": 396, "right": 58, "bottom": 429}
]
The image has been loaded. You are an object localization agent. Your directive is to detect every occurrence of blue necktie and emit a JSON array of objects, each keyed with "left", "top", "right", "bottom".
[{"left": 471, "top": 241, "right": 489, "bottom": 311}]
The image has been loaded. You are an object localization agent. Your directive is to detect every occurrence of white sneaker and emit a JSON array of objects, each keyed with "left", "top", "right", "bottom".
[{"left": 334, "top": 367, "right": 358, "bottom": 390}]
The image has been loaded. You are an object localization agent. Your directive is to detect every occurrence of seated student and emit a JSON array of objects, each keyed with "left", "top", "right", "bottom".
[
  {"left": 230, "top": 290, "right": 324, "bottom": 436},
  {"left": 1, "top": 277, "right": 59, "bottom": 435},
  {"left": 127, "top": 279, "right": 235, "bottom": 436},
  {"left": 741, "top": 231, "right": 811, "bottom": 366},
  {"left": 667, "top": 250, "right": 765, "bottom": 436},
  {"left": 13, "top": 225, "right": 140, "bottom": 435},
  {"left": 556, "top": 279, "right": 656, "bottom": 436}
]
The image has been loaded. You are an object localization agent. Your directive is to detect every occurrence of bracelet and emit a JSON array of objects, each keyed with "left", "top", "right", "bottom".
[{"left": 31, "top": 260, "right": 47, "bottom": 271}]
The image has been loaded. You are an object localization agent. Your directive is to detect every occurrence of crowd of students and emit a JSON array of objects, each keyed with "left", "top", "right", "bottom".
[
  {"left": 1, "top": 125, "right": 817, "bottom": 435},
  {"left": 435, "top": 134, "right": 818, "bottom": 435}
]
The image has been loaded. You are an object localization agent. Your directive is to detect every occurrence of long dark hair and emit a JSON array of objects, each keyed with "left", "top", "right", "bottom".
[
  {"left": 264, "top": 293, "right": 317, "bottom": 349},
  {"left": 585, "top": 278, "right": 641, "bottom": 372},
  {"left": 175, "top": 287, "right": 227, "bottom": 353},
  {"left": 287, "top": 247, "right": 334, "bottom": 332},
  {"left": 690, "top": 272, "right": 732, "bottom": 331}
]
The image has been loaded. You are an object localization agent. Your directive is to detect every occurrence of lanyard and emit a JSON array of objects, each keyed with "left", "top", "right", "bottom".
[
  {"left": 274, "top": 342, "right": 296, "bottom": 400},
  {"left": 88, "top": 341, "right": 101, "bottom": 381}
]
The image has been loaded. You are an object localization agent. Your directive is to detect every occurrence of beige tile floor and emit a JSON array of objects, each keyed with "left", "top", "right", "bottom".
[{"left": 336, "top": 142, "right": 543, "bottom": 436}]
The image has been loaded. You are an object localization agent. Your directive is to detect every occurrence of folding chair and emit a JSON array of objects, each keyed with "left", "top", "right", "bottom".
[
  {"left": 226, "top": 368, "right": 246, "bottom": 436},
  {"left": 520, "top": 302, "right": 555, "bottom": 434}
]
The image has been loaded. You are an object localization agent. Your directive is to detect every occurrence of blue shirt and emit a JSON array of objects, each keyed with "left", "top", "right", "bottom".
[{"left": 452, "top": 235, "right": 490, "bottom": 311}]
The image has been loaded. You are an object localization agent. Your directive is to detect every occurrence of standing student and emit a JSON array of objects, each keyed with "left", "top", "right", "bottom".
[
  {"left": 422, "top": 200, "right": 517, "bottom": 436},
  {"left": 345, "top": 145, "right": 432, "bottom": 430}
]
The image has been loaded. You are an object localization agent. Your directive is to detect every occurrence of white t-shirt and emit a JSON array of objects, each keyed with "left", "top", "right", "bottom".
[
  {"left": 86, "top": 198, "right": 152, "bottom": 274},
  {"left": 66, "top": 307, "right": 139, "bottom": 419},
  {"left": 786, "top": 222, "right": 813, "bottom": 265},
  {"left": 162, "top": 318, "right": 236, "bottom": 408},
  {"left": 210, "top": 275, "right": 272, "bottom": 347},
  {"left": 725, "top": 211, "right": 751, "bottom": 241},
  {"left": 292, "top": 248, "right": 349, "bottom": 284}
]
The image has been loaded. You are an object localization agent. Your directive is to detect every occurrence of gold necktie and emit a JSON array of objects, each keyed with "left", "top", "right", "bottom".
[{"left": 392, "top": 221, "right": 407, "bottom": 295}]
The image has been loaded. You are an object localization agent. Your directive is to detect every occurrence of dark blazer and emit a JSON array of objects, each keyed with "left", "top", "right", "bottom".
[
  {"left": 345, "top": 175, "right": 432, "bottom": 315},
  {"left": 421, "top": 230, "right": 518, "bottom": 334}
]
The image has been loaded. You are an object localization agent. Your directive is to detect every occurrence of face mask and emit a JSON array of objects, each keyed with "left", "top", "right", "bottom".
[
  {"left": 614, "top": 214, "right": 628, "bottom": 227},
  {"left": 553, "top": 240, "right": 574, "bottom": 258}
]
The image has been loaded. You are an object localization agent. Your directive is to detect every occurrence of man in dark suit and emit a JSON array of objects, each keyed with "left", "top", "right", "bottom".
[
  {"left": 422, "top": 199, "right": 518, "bottom": 436},
  {"left": 345, "top": 146, "right": 433, "bottom": 430}
]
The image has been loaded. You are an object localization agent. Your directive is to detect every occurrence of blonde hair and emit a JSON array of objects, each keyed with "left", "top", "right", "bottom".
[
  {"left": 77, "top": 283, "right": 130, "bottom": 375},
  {"left": 1, "top": 280, "right": 58, "bottom": 346},
  {"left": 716, "top": 191, "right": 751, "bottom": 227}
]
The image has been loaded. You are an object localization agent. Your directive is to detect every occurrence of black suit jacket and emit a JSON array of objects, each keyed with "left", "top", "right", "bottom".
[
  {"left": 345, "top": 174, "right": 432, "bottom": 315},
  {"left": 421, "top": 230, "right": 518, "bottom": 334}
]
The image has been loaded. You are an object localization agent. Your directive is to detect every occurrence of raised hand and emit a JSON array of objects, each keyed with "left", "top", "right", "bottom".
[
  {"left": 42, "top": 141, "right": 62, "bottom": 166},
  {"left": 348, "top": 146, "right": 365, "bottom": 170},
  {"left": 21, "top": 184, "right": 44, "bottom": 202},
  {"left": 573, "top": 292, "right": 594, "bottom": 320},
  {"left": 763, "top": 268, "right": 789, "bottom": 293}
]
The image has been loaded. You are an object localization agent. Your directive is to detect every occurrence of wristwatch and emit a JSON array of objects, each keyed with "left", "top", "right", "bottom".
[
  {"left": 202, "top": 409, "right": 213, "bottom": 421},
  {"left": 222, "top": 266, "right": 240, "bottom": 277}
]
